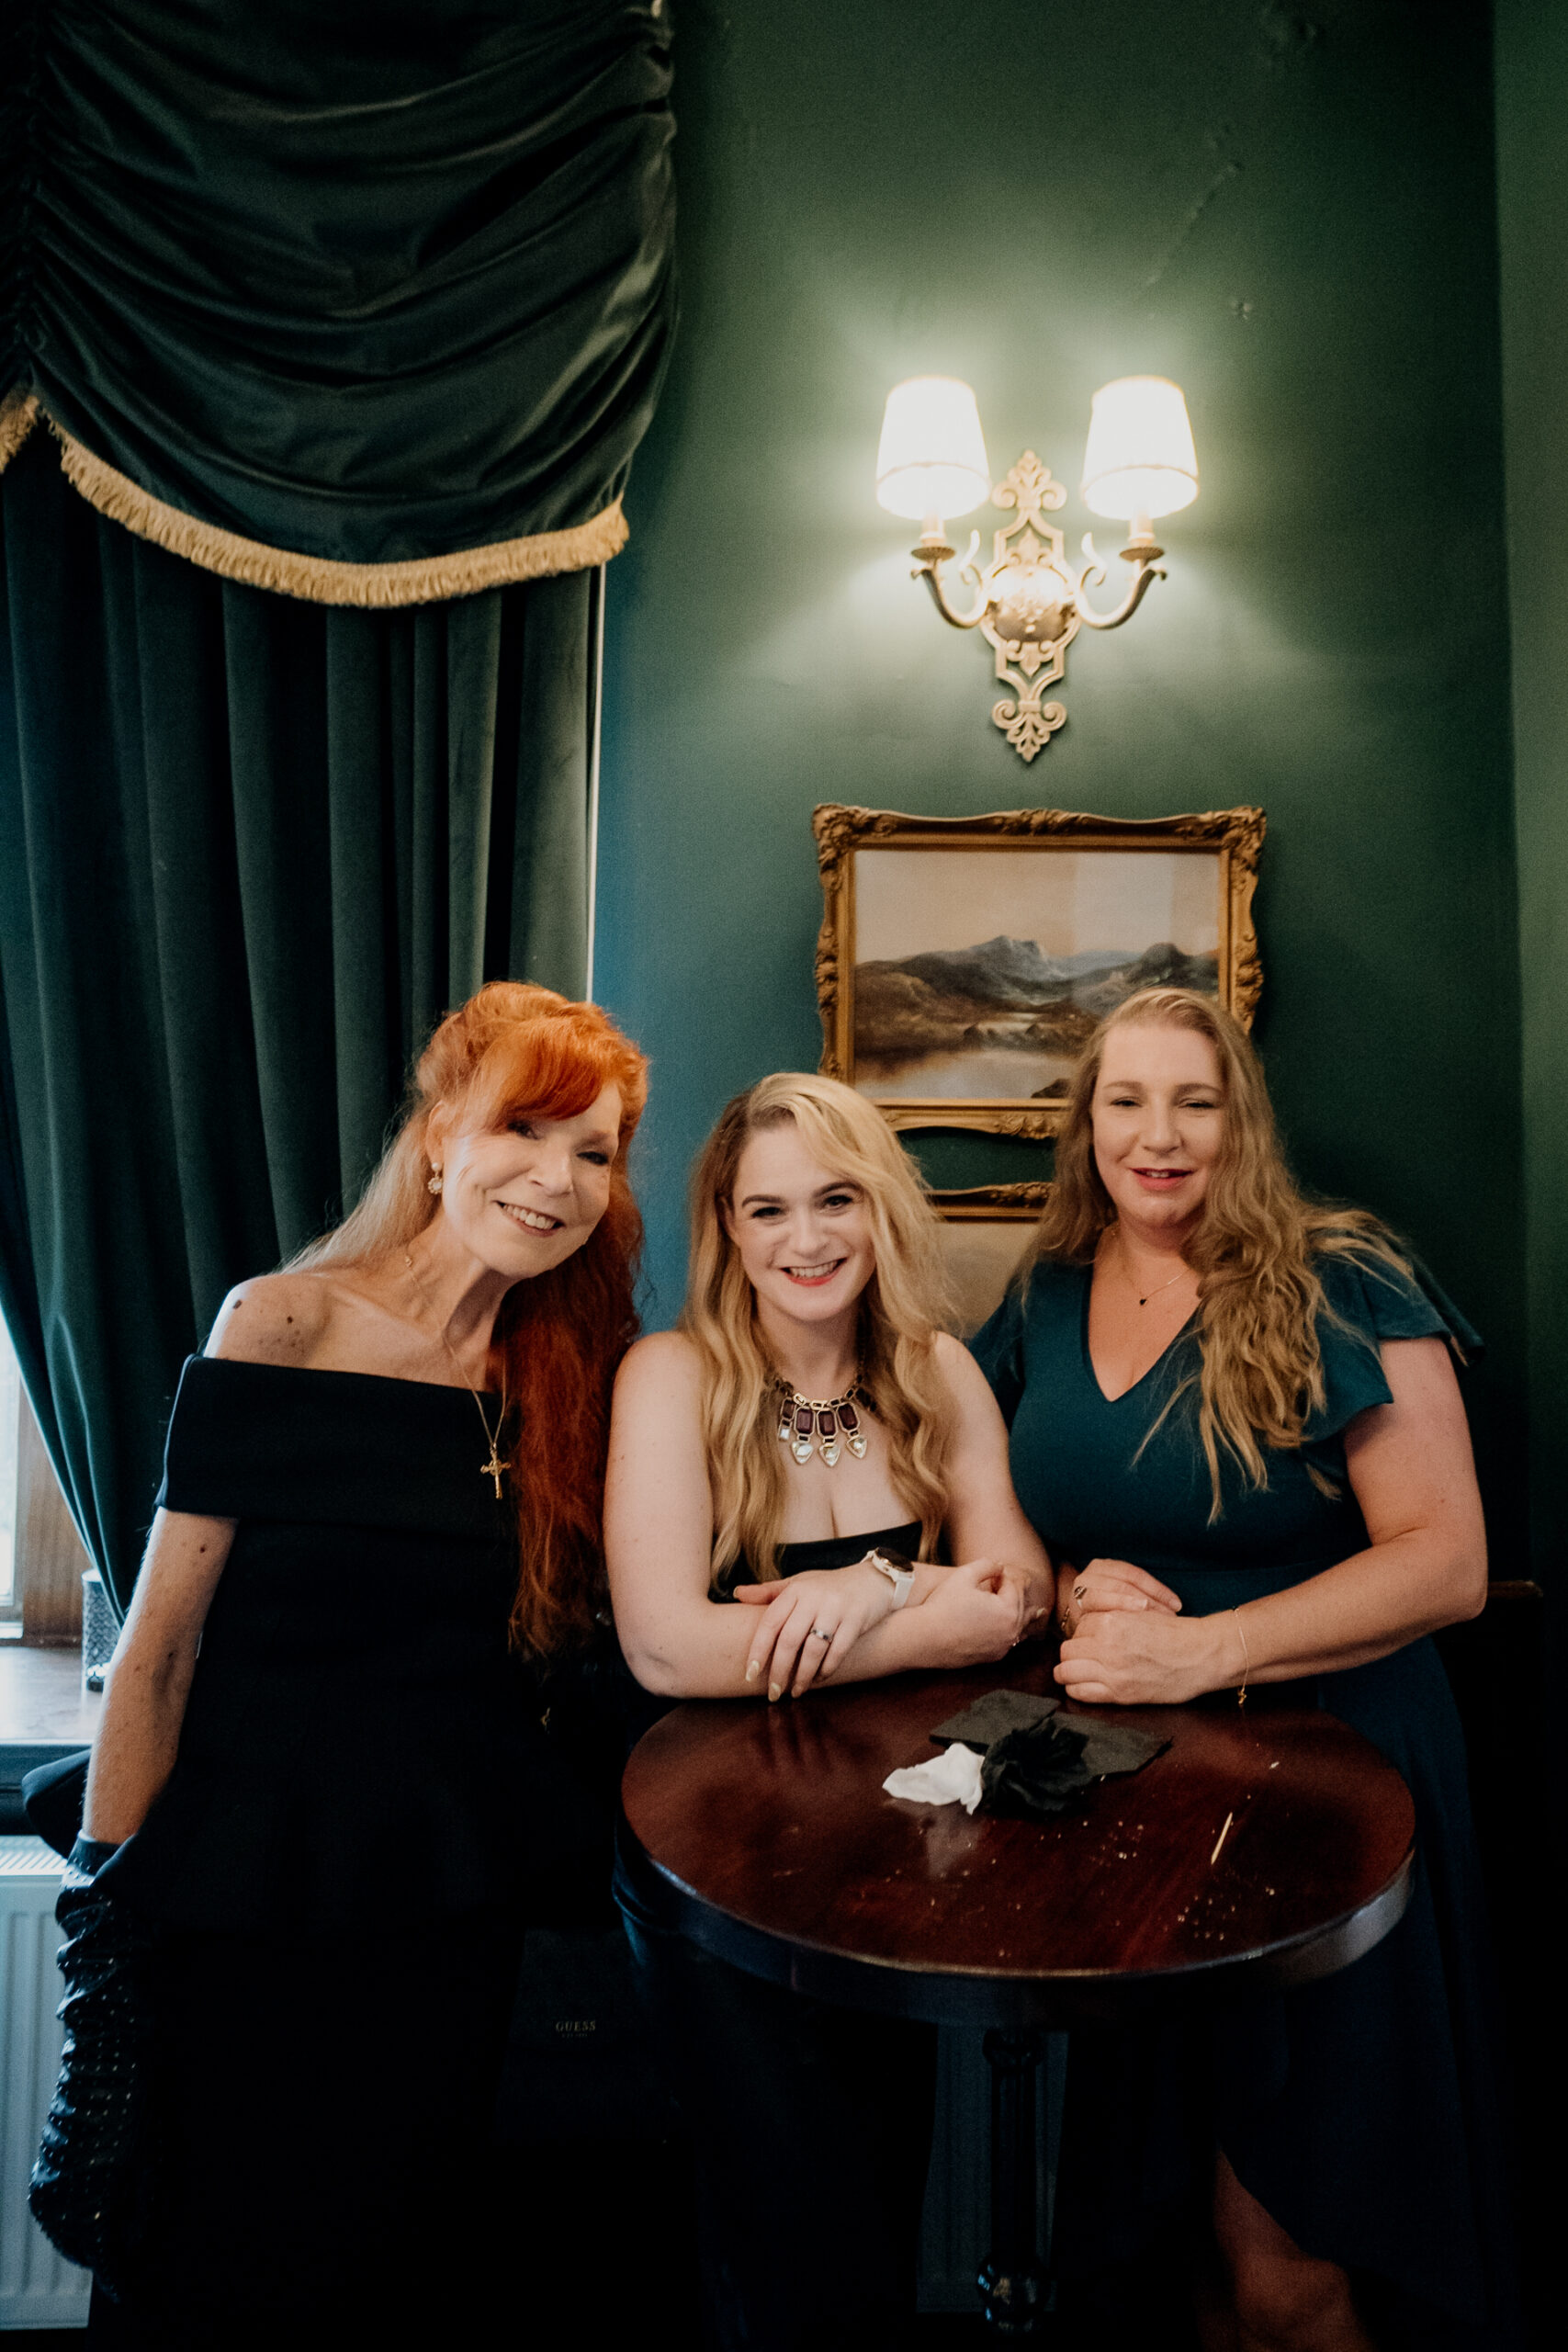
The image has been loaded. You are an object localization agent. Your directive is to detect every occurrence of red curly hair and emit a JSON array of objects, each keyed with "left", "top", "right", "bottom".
[{"left": 297, "top": 982, "right": 648, "bottom": 1655}]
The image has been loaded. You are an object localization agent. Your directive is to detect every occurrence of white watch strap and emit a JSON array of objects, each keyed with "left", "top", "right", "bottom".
[{"left": 868, "top": 1551, "right": 916, "bottom": 1609}]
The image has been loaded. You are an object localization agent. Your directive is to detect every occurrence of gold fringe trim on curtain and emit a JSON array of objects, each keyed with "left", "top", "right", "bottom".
[
  {"left": 0, "top": 403, "right": 625, "bottom": 602},
  {"left": 0, "top": 390, "right": 39, "bottom": 469}
]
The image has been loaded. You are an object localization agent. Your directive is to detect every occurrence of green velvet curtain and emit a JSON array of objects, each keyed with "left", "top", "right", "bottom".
[
  {"left": 3, "top": 0, "right": 675, "bottom": 571},
  {"left": 0, "top": 431, "right": 603, "bottom": 1611},
  {"left": 0, "top": 2, "right": 676, "bottom": 1613}
]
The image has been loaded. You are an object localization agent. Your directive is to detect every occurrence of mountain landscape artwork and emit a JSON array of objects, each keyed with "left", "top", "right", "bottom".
[
  {"left": 855, "top": 934, "right": 1220, "bottom": 1098},
  {"left": 814, "top": 806, "right": 1263, "bottom": 1153},
  {"left": 849, "top": 845, "right": 1223, "bottom": 1107}
]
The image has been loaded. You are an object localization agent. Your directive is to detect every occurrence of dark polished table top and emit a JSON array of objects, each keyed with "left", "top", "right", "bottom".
[{"left": 620, "top": 1653, "right": 1416, "bottom": 2028}]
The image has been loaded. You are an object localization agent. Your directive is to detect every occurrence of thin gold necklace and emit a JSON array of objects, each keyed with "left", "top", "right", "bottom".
[
  {"left": 1113, "top": 1229, "right": 1190, "bottom": 1308},
  {"left": 402, "top": 1249, "right": 509, "bottom": 1498}
]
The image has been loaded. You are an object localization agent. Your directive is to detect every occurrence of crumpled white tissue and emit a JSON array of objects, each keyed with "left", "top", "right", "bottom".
[{"left": 882, "top": 1743, "right": 985, "bottom": 1815}]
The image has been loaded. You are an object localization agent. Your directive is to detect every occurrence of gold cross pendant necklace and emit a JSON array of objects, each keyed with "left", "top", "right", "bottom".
[{"left": 403, "top": 1250, "right": 509, "bottom": 1498}]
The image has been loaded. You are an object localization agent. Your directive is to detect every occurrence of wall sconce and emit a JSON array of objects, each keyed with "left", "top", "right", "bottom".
[{"left": 876, "top": 375, "right": 1198, "bottom": 761}]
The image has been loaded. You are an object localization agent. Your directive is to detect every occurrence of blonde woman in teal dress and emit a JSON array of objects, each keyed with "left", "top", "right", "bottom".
[{"left": 972, "top": 988, "right": 1519, "bottom": 2352}]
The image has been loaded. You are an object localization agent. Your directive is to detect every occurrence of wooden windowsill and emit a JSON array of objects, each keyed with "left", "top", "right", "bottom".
[{"left": 0, "top": 1643, "right": 102, "bottom": 1748}]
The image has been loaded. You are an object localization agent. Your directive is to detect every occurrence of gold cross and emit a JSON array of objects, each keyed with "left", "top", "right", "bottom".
[{"left": 482, "top": 1449, "right": 506, "bottom": 1498}]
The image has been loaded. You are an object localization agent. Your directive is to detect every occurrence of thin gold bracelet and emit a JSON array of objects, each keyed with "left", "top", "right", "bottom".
[{"left": 1232, "top": 1607, "right": 1249, "bottom": 1709}]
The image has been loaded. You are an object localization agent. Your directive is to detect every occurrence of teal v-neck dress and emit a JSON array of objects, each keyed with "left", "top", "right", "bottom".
[{"left": 972, "top": 1251, "right": 1519, "bottom": 2350}]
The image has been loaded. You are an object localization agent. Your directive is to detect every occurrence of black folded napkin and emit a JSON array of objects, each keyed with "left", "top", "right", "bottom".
[
  {"left": 930, "top": 1689, "right": 1168, "bottom": 1819},
  {"left": 1066, "top": 1721, "right": 1170, "bottom": 1779},
  {"left": 931, "top": 1690, "right": 1061, "bottom": 1747}
]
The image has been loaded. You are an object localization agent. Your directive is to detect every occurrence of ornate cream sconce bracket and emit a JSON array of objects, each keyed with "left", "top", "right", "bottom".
[
  {"left": 876, "top": 377, "right": 1195, "bottom": 762},
  {"left": 909, "top": 453, "right": 1168, "bottom": 762}
]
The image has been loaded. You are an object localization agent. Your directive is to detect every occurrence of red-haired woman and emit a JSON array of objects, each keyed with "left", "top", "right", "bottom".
[{"left": 34, "top": 984, "right": 648, "bottom": 2348}]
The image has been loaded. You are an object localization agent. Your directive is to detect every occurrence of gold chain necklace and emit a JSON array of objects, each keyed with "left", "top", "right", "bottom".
[
  {"left": 1113, "top": 1229, "right": 1190, "bottom": 1308},
  {"left": 403, "top": 1250, "right": 509, "bottom": 1498},
  {"left": 1134, "top": 1267, "right": 1187, "bottom": 1306},
  {"left": 773, "top": 1370, "right": 871, "bottom": 1467}
]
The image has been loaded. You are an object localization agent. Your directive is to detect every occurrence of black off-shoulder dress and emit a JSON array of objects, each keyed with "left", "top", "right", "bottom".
[{"left": 91, "top": 1354, "right": 598, "bottom": 2347}]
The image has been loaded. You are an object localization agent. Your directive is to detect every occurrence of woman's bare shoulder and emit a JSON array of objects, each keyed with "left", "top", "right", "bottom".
[
  {"left": 615, "top": 1326, "right": 700, "bottom": 1374},
  {"left": 615, "top": 1329, "right": 703, "bottom": 1393},
  {"left": 932, "top": 1328, "right": 990, "bottom": 1394},
  {"left": 931, "top": 1329, "right": 1009, "bottom": 1431},
  {"left": 207, "top": 1272, "right": 335, "bottom": 1367}
]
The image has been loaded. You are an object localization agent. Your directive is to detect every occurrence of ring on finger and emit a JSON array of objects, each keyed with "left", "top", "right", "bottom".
[{"left": 810, "top": 1626, "right": 832, "bottom": 1640}]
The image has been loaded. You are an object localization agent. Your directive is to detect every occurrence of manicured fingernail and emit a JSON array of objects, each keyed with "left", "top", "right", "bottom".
[
  {"left": 745, "top": 1659, "right": 761, "bottom": 1681},
  {"left": 769, "top": 1683, "right": 782, "bottom": 1702}
]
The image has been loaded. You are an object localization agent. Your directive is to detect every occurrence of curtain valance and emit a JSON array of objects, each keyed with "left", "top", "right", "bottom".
[{"left": 0, "top": 0, "right": 675, "bottom": 605}]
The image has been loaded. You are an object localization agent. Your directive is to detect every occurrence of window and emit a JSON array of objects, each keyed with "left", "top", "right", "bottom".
[
  {"left": 0, "top": 1321, "right": 92, "bottom": 1641},
  {"left": 0, "top": 1320, "right": 18, "bottom": 1614}
]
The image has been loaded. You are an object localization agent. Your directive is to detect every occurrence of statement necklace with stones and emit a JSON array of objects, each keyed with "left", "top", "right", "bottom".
[
  {"left": 773, "top": 1370, "right": 873, "bottom": 1467},
  {"left": 403, "top": 1249, "right": 510, "bottom": 1498}
]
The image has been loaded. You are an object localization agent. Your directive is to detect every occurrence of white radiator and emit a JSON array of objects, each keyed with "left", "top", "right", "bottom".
[{"left": 0, "top": 1838, "right": 90, "bottom": 2330}]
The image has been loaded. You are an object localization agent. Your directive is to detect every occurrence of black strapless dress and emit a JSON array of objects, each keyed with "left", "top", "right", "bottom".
[
  {"left": 618, "top": 1521, "right": 937, "bottom": 2352},
  {"left": 92, "top": 1355, "right": 598, "bottom": 2348}
]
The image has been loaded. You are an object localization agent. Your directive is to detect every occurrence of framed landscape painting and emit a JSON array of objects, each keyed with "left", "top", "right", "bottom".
[{"left": 814, "top": 804, "right": 1265, "bottom": 1139}]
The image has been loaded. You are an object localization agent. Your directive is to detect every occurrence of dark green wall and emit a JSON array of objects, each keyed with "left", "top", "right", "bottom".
[
  {"left": 596, "top": 0, "right": 1525, "bottom": 1541},
  {"left": 1495, "top": 1, "right": 1568, "bottom": 1584}
]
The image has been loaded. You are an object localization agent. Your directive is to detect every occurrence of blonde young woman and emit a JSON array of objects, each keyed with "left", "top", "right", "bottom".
[
  {"left": 605, "top": 1072, "right": 1051, "bottom": 2352},
  {"left": 972, "top": 988, "right": 1518, "bottom": 2352}
]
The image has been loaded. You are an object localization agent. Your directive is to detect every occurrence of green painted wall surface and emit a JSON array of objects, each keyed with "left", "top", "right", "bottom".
[
  {"left": 597, "top": 0, "right": 1525, "bottom": 1538},
  {"left": 1495, "top": 1, "right": 1568, "bottom": 1583}
]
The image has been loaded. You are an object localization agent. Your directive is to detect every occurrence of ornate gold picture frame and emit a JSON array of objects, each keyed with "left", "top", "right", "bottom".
[
  {"left": 926, "top": 1183, "right": 1053, "bottom": 1219},
  {"left": 813, "top": 803, "right": 1264, "bottom": 1141}
]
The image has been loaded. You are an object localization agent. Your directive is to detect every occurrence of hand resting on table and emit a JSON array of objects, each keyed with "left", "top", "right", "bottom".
[
  {"left": 1057, "top": 1556, "right": 1181, "bottom": 1637},
  {"left": 1056, "top": 1600, "right": 1242, "bottom": 1708},
  {"left": 732, "top": 1555, "right": 1035, "bottom": 1701},
  {"left": 1055, "top": 1338, "right": 1487, "bottom": 1706}
]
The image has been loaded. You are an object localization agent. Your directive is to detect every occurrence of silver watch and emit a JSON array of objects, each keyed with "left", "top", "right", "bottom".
[{"left": 865, "top": 1548, "right": 916, "bottom": 1610}]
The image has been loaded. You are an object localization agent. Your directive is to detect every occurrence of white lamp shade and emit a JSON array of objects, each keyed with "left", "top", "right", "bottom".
[
  {"left": 875, "top": 378, "right": 990, "bottom": 521},
  {"left": 1080, "top": 377, "right": 1198, "bottom": 521}
]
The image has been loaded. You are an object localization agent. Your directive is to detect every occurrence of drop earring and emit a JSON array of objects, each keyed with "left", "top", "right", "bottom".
[{"left": 427, "top": 1168, "right": 444, "bottom": 1195}]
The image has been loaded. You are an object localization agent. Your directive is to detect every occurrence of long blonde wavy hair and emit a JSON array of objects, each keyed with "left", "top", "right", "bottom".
[
  {"left": 1030, "top": 989, "right": 1416, "bottom": 1514},
  {"left": 682, "top": 1074, "right": 955, "bottom": 1587}
]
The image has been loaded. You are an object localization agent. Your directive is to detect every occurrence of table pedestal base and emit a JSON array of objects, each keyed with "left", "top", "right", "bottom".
[{"left": 978, "top": 2028, "right": 1050, "bottom": 2335}]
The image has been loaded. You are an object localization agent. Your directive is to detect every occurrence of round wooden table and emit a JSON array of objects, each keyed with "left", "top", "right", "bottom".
[{"left": 620, "top": 1654, "right": 1416, "bottom": 2335}]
